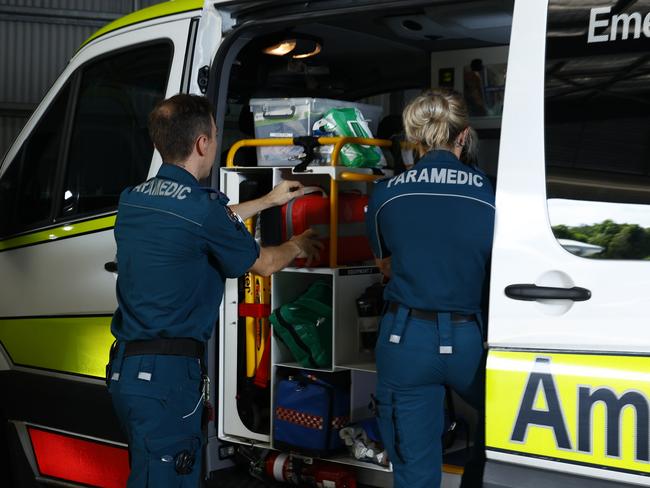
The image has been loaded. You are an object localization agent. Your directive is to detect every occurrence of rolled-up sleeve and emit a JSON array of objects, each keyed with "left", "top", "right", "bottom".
[{"left": 204, "top": 204, "right": 260, "bottom": 278}]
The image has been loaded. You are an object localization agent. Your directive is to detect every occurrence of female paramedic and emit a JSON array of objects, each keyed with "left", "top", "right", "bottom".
[{"left": 365, "top": 88, "right": 495, "bottom": 488}]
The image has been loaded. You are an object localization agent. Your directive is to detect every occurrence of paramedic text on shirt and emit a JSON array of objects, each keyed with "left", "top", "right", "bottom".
[
  {"left": 107, "top": 94, "right": 322, "bottom": 488},
  {"left": 366, "top": 88, "right": 495, "bottom": 488}
]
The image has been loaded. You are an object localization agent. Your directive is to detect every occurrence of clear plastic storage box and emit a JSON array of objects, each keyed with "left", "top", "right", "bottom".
[{"left": 249, "top": 98, "right": 383, "bottom": 166}]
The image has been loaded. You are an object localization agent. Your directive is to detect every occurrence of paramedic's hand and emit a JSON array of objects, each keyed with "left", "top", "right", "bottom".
[
  {"left": 265, "top": 180, "right": 305, "bottom": 207},
  {"left": 290, "top": 229, "right": 324, "bottom": 266},
  {"left": 376, "top": 257, "right": 392, "bottom": 279}
]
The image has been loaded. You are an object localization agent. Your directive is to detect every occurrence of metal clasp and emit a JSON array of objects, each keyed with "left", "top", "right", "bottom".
[{"left": 201, "top": 374, "right": 211, "bottom": 403}]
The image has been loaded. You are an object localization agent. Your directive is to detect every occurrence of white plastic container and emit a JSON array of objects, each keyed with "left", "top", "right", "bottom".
[{"left": 249, "top": 97, "right": 383, "bottom": 166}]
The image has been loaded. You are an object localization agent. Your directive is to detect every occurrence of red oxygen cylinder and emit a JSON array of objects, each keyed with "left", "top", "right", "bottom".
[
  {"left": 266, "top": 452, "right": 293, "bottom": 483},
  {"left": 265, "top": 452, "right": 357, "bottom": 488},
  {"left": 305, "top": 462, "right": 357, "bottom": 488}
]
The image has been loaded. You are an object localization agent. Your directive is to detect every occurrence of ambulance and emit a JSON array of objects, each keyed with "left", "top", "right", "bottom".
[{"left": 1, "top": 0, "right": 649, "bottom": 486}]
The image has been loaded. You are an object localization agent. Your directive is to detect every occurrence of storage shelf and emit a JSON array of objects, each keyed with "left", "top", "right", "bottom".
[
  {"left": 337, "top": 361, "right": 377, "bottom": 373},
  {"left": 275, "top": 361, "right": 377, "bottom": 373},
  {"left": 275, "top": 362, "right": 336, "bottom": 373},
  {"left": 221, "top": 166, "right": 276, "bottom": 172},
  {"left": 219, "top": 434, "right": 271, "bottom": 449},
  {"left": 222, "top": 164, "right": 387, "bottom": 477},
  {"left": 222, "top": 164, "right": 390, "bottom": 179},
  {"left": 282, "top": 265, "right": 378, "bottom": 275},
  {"left": 324, "top": 453, "right": 392, "bottom": 472},
  {"left": 282, "top": 266, "right": 336, "bottom": 274},
  {"left": 289, "top": 165, "right": 387, "bottom": 179}
]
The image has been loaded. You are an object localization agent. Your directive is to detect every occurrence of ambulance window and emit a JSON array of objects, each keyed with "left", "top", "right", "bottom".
[
  {"left": 463, "top": 61, "right": 506, "bottom": 118},
  {"left": 61, "top": 42, "right": 172, "bottom": 218},
  {"left": 545, "top": 1, "right": 650, "bottom": 260},
  {"left": 0, "top": 84, "right": 71, "bottom": 237}
]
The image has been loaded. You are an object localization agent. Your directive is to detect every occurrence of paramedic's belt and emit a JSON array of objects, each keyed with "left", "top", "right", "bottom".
[
  {"left": 386, "top": 302, "right": 476, "bottom": 354},
  {"left": 123, "top": 338, "right": 205, "bottom": 359},
  {"left": 387, "top": 303, "right": 476, "bottom": 323}
]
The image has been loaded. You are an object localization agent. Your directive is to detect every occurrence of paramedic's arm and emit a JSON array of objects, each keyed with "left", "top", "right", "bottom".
[
  {"left": 365, "top": 184, "right": 391, "bottom": 278},
  {"left": 250, "top": 229, "right": 323, "bottom": 277},
  {"left": 229, "top": 180, "right": 304, "bottom": 220}
]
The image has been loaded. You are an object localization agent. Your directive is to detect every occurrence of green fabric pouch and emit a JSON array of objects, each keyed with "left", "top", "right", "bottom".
[
  {"left": 313, "top": 107, "right": 382, "bottom": 167},
  {"left": 270, "top": 281, "right": 333, "bottom": 369}
]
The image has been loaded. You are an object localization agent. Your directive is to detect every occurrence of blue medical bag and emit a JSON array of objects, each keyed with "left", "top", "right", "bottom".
[{"left": 274, "top": 370, "right": 350, "bottom": 456}]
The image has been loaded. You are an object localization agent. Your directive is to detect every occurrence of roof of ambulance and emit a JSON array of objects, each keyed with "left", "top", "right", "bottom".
[{"left": 81, "top": 0, "right": 204, "bottom": 48}]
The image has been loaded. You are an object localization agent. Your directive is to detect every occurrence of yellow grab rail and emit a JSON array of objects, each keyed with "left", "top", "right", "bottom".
[
  {"left": 339, "top": 171, "right": 383, "bottom": 182},
  {"left": 324, "top": 137, "right": 392, "bottom": 166},
  {"left": 225, "top": 137, "right": 392, "bottom": 168},
  {"left": 225, "top": 137, "right": 390, "bottom": 267},
  {"left": 226, "top": 138, "right": 294, "bottom": 167}
]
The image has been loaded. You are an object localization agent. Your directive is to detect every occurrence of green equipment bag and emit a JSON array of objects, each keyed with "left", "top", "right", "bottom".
[
  {"left": 270, "top": 281, "right": 333, "bottom": 369},
  {"left": 313, "top": 107, "right": 383, "bottom": 168}
]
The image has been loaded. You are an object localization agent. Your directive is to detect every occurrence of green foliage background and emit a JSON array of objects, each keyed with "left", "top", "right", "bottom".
[{"left": 553, "top": 220, "right": 650, "bottom": 260}]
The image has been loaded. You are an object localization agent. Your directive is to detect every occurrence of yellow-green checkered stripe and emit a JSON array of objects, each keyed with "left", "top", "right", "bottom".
[
  {"left": 0, "top": 215, "right": 116, "bottom": 252},
  {"left": 81, "top": 0, "right": 203, "bottom": 48},
  {"left": 0, "top": 316, "right": 114, "bottom": 378}
]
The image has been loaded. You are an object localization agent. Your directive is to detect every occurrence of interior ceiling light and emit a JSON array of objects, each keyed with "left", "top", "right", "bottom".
[
  {"left": 293, "top": 42, "right": 321, "bottom": 59},
  {"left": 263, "top": 39, "right": 296, "bottom": 56}
]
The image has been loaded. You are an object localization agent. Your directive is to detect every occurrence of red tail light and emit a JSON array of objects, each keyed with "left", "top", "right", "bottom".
[{"left": 28, "top": 427, "right": 129, "bottom": 487}]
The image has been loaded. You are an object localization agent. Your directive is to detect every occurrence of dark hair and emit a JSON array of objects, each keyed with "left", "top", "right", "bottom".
[{"left": 148, "top": 94, "right": 215, "bottom": 163}]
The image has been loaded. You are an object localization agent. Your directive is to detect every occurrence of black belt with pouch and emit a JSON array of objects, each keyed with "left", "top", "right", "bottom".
[
  {"left": 387, "top": 302, "right": 476, "bottom": 323},
  {"left": 123, "top": 337, "right": 205, "bottom": 359}
]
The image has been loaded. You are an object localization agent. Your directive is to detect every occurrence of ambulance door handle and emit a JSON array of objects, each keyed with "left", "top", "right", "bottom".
[
  {"left": 505, "top": 284, "right": 591, "bottom": 302},
  {"left": 104, "top": 261, "right": 118, "bottom": 273}
]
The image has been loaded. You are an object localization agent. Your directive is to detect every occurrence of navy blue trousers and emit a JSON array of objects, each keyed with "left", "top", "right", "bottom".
[
  {"left": 108, "top": 347, "right": 204, "bottom": 487},
  {"left": 375, "top": 310, "right": 485, "bottom": 488}
]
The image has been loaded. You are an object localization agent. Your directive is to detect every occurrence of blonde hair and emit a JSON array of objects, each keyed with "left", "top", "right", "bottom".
[{"left": 403, "top": 88, "right": 472, "bottom": 154}]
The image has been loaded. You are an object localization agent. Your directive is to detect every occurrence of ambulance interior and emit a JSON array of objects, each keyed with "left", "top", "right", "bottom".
[{"left": 214, "top": 0, "right": 513, "bottom": 477}]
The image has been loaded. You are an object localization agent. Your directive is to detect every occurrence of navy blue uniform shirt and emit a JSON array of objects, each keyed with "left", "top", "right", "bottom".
[
  {"left": 111, "top": 163, "right": 259, "bottom": 342},
  {"left": 366, "top": 150, "right": 495, "bottom": 313}
]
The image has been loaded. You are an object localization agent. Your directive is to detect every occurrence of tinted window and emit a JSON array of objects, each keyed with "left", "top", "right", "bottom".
[
  {"left": 545, "top": 1, "right": 650, "bottom": 260},
  {"left": 61, "top": 43, "right": 172, "bottom": 217},
  {"left": 0, "top": 84, "right": 71, "bottom": 237}
]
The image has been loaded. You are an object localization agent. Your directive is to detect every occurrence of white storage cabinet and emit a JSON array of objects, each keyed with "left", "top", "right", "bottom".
[{"left": 217, "top": 164, "right": 391, "bottom": 484}]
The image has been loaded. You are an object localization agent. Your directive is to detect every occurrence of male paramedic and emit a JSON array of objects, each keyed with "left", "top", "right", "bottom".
[
  {"left": 366, "top": 88, "right": 495, "bottom": 488},
  {"left": 107, "top": 94, "right": 322, "bottom": 487}
]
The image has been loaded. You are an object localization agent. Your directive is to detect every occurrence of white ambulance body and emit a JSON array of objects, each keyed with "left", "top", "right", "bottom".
[{"left": 0, "top": 0, "right": 649, "bottom": 486}]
